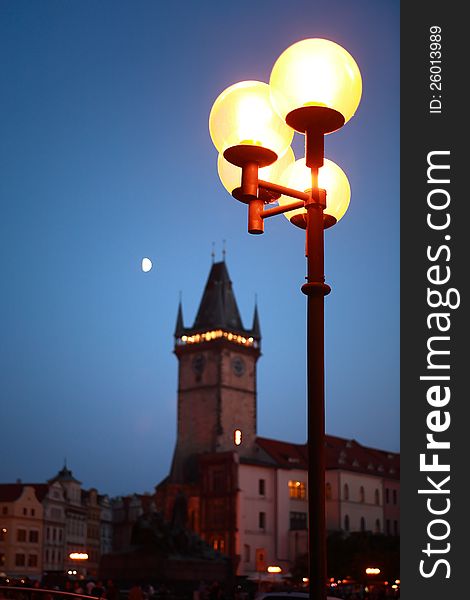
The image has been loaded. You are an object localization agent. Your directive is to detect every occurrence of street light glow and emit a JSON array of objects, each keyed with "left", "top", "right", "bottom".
[
  {"left": 267, "top": 565, "right": 282, "bottom": 573},
  {"left": 269, "top": 38, "right": 362, "bottom": 124},
  {"left": 209, "top": 80, "right": 293, "bottom": 157},
  {"left": 278, "top": 157, "right": 351, "bottom": 224},
  {"left": 69, "top": 552, "right": 88, "bottom": 560},
  {"left": 365, "top": 567, "right": 381, "bottom": 575}
]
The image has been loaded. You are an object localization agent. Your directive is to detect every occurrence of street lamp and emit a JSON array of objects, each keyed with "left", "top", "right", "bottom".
[{"left": 208, "top": 38, "right": 362, "bottom": 600}]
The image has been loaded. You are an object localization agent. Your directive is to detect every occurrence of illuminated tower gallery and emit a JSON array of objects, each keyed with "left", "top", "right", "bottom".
[{"left": 170, "top": 259, "right": 261, "bottom": 483}]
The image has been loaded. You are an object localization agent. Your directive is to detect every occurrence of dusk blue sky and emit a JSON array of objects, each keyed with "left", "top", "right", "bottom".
[{"left": 0, "top": 1, "right": 399, "bottom": 497}]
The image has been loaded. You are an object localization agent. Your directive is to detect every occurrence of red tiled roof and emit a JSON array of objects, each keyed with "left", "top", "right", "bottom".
[
  {"left": 0, "top": 483, "right": 25, "bottom": 502},
  {"left": 255, "top": 435, "right": 399, "bottom": 480}
]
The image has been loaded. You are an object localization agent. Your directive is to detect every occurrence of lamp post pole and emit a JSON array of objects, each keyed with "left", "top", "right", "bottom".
[
  {"left": 208, "top": 37, "right": 362, "bottom": 600},
  {"left": 303, "top": 176, "right": 329, "bottom": 599}
]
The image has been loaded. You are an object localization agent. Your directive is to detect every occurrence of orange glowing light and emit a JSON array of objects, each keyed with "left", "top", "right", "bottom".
[
  {"left": 267, "top": 565, "right": 282, "bottom": 573},
  {"left": 365, "top": 567, "right": 381, "bottom": 575},
  {"left": 69, "top": 552, "right": 88, "bottom": 560}
]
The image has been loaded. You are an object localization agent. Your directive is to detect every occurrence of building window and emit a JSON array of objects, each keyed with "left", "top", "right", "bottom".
[
  {"left": 394, "top": 520, "right": 398, "bottom": 536},
  {"left": 289, "top": 480, "right": 306, "bottom": 499},
  {"left": 359, "top": 486, "right": 365, "bottom": 503},
  {"left": 45, "top": 549, "right": 49, "bottom": 563},
  {"left": 213, "top": 538, "right": 225, "bottom": 553},
  {"left": 343, "top": 484, "right": 349, "bottom": 501},
  {"left": 290, "top": 511, "right": 307, "bottom": 530},
  {"left": 259, "top": 479, "right": 265, "bottom": 496},
  {"left": 15, "top": 553, "right": 26, "bottom": 567},
  {"left": 28, "top": 554, "right": 38, "bottom": 567},
  {"left": 375, "top": 519, "right": 381, "bottom": 533},
  {"left": 23, "top": 508, "right": 27, "bottom": 516},
  {"left": 386, "top": 519, "right": 390, "bottom": 535},
  {"left": 344, "top": 515, "right": 350, "bottom": 531},
  {"left": 325, "top": 482, "right": 332, "bottom": 500},
  {"left": 360, "top": 517, "right": 366, "bottom": 532},
  {"left": 385, "top": 488, "right": 390, "bottom": 504},
  {"left": 259, "top": 512, "right": 266, "bottom": 530},
  {"left": 29, "top": 530, "right": 39, "bottom": 543},
  {"left": 234, "top": 429, "right": 242, "bottom": 446},
  {"left": 0, "top": 552, "right": 5, "bottom": 566},
  {"left": 255, "top": 548, "right": 266, "bottom": 572},
  {"left": 393, "top": 490, "right": 398, "bottom": 505},
  {"left": 2, "top": 507, "right": 7, "bottom": 515},
  {"left": 17, "top": 528, "right": 26, "bottom": 542},
  {"left": 31, "top": 508, "right": 35, "bottom": 516},
  {"left": 375, "top": 489, "right": 380, "bottom": 505},
  {"left": 244, "top": 544, "right": 250, "bottom": 563},
  {"left": 0, "top": 528, "right": 6, "bottom": 542}
]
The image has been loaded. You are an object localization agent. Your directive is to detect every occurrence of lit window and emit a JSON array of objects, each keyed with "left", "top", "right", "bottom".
[
  {"left": 213, "top": 538, "right": 225, "bottom": 553},
  {"left": 288, "top": 480, "right": 306, "bottom": 499},
  {"left": 234, "top": 429, "right": 242, "bottom": 446}
]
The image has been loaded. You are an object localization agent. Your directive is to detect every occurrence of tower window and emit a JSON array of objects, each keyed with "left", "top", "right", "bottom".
[
  {"left": 259, "top": 479, "right": 265, "bottom": 496},
  {"left": 234, "top": 429, "right": 242, "bottom": 446}
]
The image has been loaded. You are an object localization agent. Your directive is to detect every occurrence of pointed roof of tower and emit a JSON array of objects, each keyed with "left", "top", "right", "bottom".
[
  {"left": 174, "top": 300, "right": 185, "bottom": 337},
  {"left": 252, "top": 302, "right": 261, "bottom": 340},
  {"left": 192, "top": 261, "right": 245, "bottom": 332}
]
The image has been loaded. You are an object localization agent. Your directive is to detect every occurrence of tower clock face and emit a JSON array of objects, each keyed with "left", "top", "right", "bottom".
[
  {"left": 192, "top": 354, "right": 206, "bottom": 375},
  {"left": 232, "top": 356, "right": 246, "bottom": 377}
]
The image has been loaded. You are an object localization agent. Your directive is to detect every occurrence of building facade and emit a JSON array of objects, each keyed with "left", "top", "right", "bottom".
[
  {"left": 156, "top": 259, "right": 400, "bottom": 578},
  {"left": 0, "top": 467, "right": 113, "bottom": 580},
  {"left": 0, "top": 484, "right": 44, "bottom": 579}
]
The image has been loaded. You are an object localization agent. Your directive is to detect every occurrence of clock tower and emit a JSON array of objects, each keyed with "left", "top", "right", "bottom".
[{"left": 170, "top": 259, "right": 261, "bottom": 483}]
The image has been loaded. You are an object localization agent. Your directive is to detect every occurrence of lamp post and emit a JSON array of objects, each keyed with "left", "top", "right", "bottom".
[{"left": 208, "top": 39, "right": 362, "bottom": 600}]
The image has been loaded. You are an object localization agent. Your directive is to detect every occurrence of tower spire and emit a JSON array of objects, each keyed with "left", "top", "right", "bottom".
[
  {"left": 252, "top": 297, "right": 261, "bottom": 341},
  {"left": 174, "top": 298, "right": 185, "bottom": 338}
]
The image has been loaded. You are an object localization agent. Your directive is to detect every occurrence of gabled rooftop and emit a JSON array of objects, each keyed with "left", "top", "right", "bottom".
[{"left": 251, "top": 435, "right": 399, "bottom": 479}]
